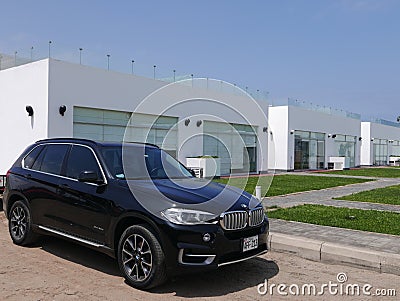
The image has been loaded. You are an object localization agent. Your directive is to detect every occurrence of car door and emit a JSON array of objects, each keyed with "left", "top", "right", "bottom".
[
  {"left": 56, "top": 144, "right": 111, "bottom": 243},
  {"left": 24, "top": 144, "right": 70, "bottom": 229}
]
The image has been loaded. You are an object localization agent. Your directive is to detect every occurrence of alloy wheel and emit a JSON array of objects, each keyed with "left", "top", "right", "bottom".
[
  {"left": 122, "top": 234, "right": 153, "bottom": 282},
  {"left": 10, "top": 206, "right": 27, "bottom": 240}
]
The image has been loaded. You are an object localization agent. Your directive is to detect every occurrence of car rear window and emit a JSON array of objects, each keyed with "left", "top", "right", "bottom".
[
  {"left": 39, "top": 144, "right": 70, "bottom": 175},
  {"left": 23, "top": 145, "right": 45, "bottom": 169}
]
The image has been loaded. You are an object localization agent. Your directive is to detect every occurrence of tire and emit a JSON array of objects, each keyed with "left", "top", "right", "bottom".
[
  {"left": 117, "top": 225, "right": 167, "bottom": 289},
  {"left": 8, "top": 200, "right": 38, "bottom": 246}
]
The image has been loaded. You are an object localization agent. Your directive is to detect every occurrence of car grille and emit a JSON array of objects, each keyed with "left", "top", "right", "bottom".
[
  {"left": 220, "top": 208, "right": 265, "bottom": 230},
  {"left": 249, "top": 207, "right": 265, "bottom": 227},
  {"left": 221, "top": 211, "right": 247, "bottom": 230}
]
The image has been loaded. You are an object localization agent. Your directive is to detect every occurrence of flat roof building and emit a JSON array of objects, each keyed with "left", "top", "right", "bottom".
[
  {"left": 361, "top": 120, "right": 400, "bottom": 166},
  {"left": 0, "top": 58, "right": 269, "bottom": 175},
  {"left": 268, "top": 100, "right": 362, "bottom": 171}
]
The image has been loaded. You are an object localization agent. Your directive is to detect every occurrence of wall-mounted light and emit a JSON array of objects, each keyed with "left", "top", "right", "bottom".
[
  {"left": 328, "top": 134, "right": 332, "bottom": 138},
  {"left": 290, "top": 130, "right": 294, "bottom": 134},
  {"left": 331, "top": 134, "right": 337, "bottom": 139},
  {"left": 263, "top": 126, "right": 268, "bottom": 133},
  {"left": 196, "top": 120, "right": 202, "bottom": 127},
  {"left": 269, "top": 131, "right": 273, "bottom": 135},
  {"left": 389, "top": 140, "right": 394, "bottom": 143},
  {"left": 59, "top": 105, "right": 67, "bottom": 116},
  {"left": 184, "top": 119, "right": 190, "bottom": 126},
  {"left": 26, "top": 105, "right": 34, "bottom": 116},
  {"left": 371, "top": 138, "right": 375, "bottom": 142},
  {"left": 358, "top": 137, "right": 362, "bottom": 141}
]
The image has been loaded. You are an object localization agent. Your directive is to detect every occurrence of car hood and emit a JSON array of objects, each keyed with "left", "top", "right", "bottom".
[{"left": 122, "top": 178, "right": 261, "bottom": 216}]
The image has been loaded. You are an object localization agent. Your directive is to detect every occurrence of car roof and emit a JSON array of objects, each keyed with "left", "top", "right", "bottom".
[{"left": 34, "top": 138, "right": 160, "bottom": 149}]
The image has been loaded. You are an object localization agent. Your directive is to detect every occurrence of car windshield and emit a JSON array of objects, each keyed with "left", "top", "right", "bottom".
[{"left": 101, "top": 145, "right": 193, "bottom": 180}]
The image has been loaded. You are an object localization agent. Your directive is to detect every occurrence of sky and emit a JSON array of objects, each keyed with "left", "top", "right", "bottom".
[{"left": 0, "top": 0, "right": 399, "bottom": 121}]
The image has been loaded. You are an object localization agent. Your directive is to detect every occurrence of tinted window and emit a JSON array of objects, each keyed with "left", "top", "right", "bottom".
[
  {"left": 32, "top": 147, "right": 47, "bottom": 171},
  {"left": 24, "top": 145, "right": 45, "bottom": 169},
  {"left": 101, "top": 145, "right": 192, "bottom": 179},
  {"left": 40, "top": 144, "right": 69, "bottom": 175},
  {"left": 66, "top": 145, "right": 102, "bottom": 179}
]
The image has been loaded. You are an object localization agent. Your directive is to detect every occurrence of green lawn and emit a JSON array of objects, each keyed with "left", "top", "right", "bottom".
[
  {"left": 268, "top": 204, "right": 400, "bottom": 236},
  {"left": 214, "top": 175, "right": 372, "bottom": 197},
  {"left": 321, "top": 167, "right": 400, "bottom": 178},
  {"left": 335, "top": 185, "right": 400, "bottom": 205}
]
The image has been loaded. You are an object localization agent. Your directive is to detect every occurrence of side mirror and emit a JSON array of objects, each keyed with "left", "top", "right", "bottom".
[{"left": 78, "top": 171, "right": 103, "bottom": 184}]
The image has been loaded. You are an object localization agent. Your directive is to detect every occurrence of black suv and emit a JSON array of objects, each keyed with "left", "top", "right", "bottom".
[{"left": 3, "top": 138, "right": 269, "bottom": 289}]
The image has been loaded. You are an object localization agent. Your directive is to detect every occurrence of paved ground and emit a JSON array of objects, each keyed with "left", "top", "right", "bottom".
[
  {"left": 270, "top": 219, "right": 400, "bottom": 255},
  {"left": 0, "top": 212, "right": 399, "bottom": 301}
]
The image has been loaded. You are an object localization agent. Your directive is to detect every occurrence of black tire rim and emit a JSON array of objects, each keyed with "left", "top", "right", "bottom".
[
  {"left": 122, "top": 234, "right": 153, "bottom": 282},
  {"left": 10, "top": 206, "right": 27, "bottom": 240}
]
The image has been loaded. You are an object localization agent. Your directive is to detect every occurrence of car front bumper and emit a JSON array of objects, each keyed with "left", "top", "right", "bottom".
[{"left": 157, "top": 218, "right": 269, "bottom": 276}]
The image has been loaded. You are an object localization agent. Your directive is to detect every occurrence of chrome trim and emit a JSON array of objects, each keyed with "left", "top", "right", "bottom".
[
  {"left": 38, "top": 225, "right": 104, "bottom": 248},
  {"left": 178, "top": 249, "right": 216, "bottom": 266},
  {"left": 218, "top": 249, "right": 268, "bottom": 267},
  {"left": 22, "top": 142, "right": 107, "bottom": 186}
]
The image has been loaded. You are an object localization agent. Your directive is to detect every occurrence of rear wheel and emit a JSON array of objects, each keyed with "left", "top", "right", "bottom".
[
  {"left": 8, "top": 201, "right": 38, "bottom": 246},
  {"left": 117, "top": 225, "right": 167, "bottom": 289}
]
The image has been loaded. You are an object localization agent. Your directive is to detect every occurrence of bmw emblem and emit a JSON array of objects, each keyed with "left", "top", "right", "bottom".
[{"left": 241, "top": 204, "right": 248, "bottom": 209}]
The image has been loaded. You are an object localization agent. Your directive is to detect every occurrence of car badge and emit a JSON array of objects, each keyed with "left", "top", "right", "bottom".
[{"left": 241, "top": 204, "right": 248, "bottom": 209}]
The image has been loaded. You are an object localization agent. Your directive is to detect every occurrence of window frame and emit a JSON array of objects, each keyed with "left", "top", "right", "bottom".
[{"left": 22, "top": 142, "right": 107, "bottom": 186}]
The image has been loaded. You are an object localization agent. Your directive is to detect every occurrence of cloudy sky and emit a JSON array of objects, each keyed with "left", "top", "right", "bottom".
[{"left": 0, "top": 0, "right": 399, "bottom": 121}]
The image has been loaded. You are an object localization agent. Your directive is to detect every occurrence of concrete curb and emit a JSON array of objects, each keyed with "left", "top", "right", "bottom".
[{"left": 269, "top": 232, "right": 400, "bottom": 276}]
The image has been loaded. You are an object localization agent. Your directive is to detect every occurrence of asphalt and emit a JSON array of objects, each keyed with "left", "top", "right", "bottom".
[{"left": 264, "top": 173, "right": 400, "bottom": 276}]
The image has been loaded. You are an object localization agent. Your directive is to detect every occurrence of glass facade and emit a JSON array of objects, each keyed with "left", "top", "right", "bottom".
[
  {"left": 203, "top": 121, "right": 257, "bottom": 175},
  {"left": 391, "top": 140, "right": 400, "bottom": 157},
  {"left": 373, "top": 138, "right": 388, "bottom": 166},
  {"left": 334, "top": 134, "right": 356, "bottom": 167},
  {"left": 73, "top": 107, "right": 178, "bottom": 157},
  {"left": 294, "top": 131, "right": 325, "bottom": 170}
]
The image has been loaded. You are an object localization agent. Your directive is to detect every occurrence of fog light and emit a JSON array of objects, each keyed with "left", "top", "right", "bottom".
[{"left": 203, "top": 233, "right": 211, "bottom": 242}]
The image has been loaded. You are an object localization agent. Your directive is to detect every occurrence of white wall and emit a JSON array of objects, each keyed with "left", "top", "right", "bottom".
[
  {"left": 268, "top": 106, "right": 289, "bottom": 170},
  {"left": 268, "top": 106, "right": 361, "bottom": 170},
  {"left": 361, "top": 122, "right": 400, "bottom": 165},
  {"left": 47, "top": 59, "right": 269, "bottom": 173},
  {"left": 360, "top": 122, "right": 372, "bottom": 165},
  {"left": 0, "top": 60, "right": 49, "bottom": 174}
]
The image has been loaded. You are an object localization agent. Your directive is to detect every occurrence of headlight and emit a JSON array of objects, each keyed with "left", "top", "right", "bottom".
[{"left": 161, "top": 208, "right": 216, "bottom": 225}]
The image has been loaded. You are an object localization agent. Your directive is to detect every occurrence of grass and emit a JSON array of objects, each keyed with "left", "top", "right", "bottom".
[
  {"left": 268, "top": 204, "right": 400, "bottom": 236},
  {"left": 321, "top": 167, "right": 400, "bottom": 178},
  {"left": 335, "top": 185, "right": 400, "bottom": 205},
  {"left": 214, "top": 175, "right": 372, "bottom": 197}
]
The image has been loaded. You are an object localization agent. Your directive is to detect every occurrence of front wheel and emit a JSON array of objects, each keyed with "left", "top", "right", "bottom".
[
  {"left": 8, "top": 200, "right": 38, "bottom": 246},
  {"left": 117, "top": 225, "right": 167, "bottom": 289}
]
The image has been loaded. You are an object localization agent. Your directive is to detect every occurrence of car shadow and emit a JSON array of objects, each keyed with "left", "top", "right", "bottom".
[
  {"left": 150, "top": 257, "right": 279, "bottom": 297},
  {"left": 38, "top": 236, "right": 121, "bottom": 277},
  {"left": 38, "top": 236, "right": 279, "bottom": 297}
]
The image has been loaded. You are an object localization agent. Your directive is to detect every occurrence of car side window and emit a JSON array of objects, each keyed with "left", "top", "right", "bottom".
[
  {"left": 23, "top": 145, "right": 45, "bottom": 169},
  {"left": 39, "top": 144, "right": 70, "bottom": 175},
  {"left": 66, "top": 145, "right": 102, "bottom": 180}
]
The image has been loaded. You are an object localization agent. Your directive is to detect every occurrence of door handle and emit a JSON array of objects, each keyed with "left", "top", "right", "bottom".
[
  {"left": 57, "top": 183, "right": 71, "bottom": 195},
  {"left": 58, "top": 183, "right": 70, "bottom": 189}
]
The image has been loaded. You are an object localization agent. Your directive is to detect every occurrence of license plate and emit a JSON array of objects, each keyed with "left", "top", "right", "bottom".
[{"left": 243, "top": 235, "right": 258, "bottom": 252}]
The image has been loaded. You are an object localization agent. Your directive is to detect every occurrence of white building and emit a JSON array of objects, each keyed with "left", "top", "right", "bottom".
[
  {"left": 0, "top": 58, "right": 269, "bottom": 175},
  {"left": 361, "top": 120, "right": 400, "bottom": 166},
  {"left": 268, "top": 101, "right": 362, "bottom": 171}
]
